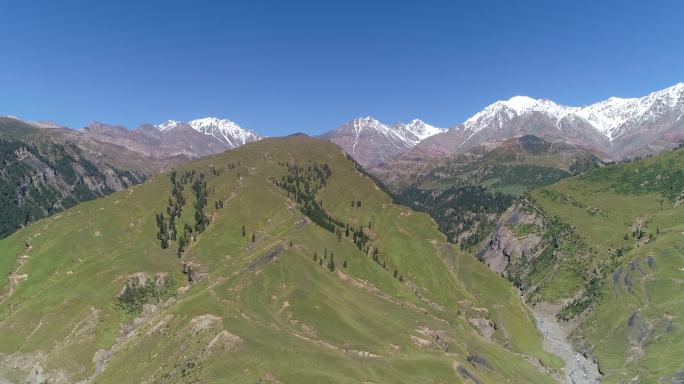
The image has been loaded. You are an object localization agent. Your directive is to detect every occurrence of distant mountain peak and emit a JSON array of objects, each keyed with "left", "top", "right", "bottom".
[
  {"left": 323, "top": 116, "right": 446, "bottom": 166},
  {"left": 153, "top": 117, "right": 263, "bottom": 149},
  {"left": 463, "top": 83, "right": 684, "bottom": 142}
]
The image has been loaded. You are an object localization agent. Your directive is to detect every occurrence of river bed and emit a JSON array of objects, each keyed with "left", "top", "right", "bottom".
[{"left": 532, "top": 308, "right": 601, "bottom": 384}]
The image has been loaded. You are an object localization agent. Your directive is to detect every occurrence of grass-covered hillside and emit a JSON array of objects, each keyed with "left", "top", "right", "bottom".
[
  {"left": 394, "top": 135, "right": 604, "bottom": 250},
  {"left": 0, "top": 135, "right": 560, "bottom": 383},
  {"left": 503, "top": 146, "right": 684, "bottom": 382}
]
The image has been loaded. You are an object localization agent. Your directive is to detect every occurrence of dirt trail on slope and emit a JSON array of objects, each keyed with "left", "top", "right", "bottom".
[{"left": 531, "top": 305, "right": 601, "bottom": 384}]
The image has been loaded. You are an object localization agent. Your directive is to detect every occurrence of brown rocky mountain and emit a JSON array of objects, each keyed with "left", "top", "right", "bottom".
[
  {"left": 82, "top": 117, "right": 262, "bottom": 161},
  {"left": 319, "top": 116, "right": 446, "bottom": 167}
]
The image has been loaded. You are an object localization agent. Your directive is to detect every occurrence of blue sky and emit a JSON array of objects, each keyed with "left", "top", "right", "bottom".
[{"left": 1, "top": 0, "right": 683, "bottom": 136}]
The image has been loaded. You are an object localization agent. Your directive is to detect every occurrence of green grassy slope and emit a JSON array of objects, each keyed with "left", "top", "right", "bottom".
[
  {"left": 395, "top": 135, "right": 604, "bottom": 250},
  {"left": 530, "top": 148, "right": 684, "bottom": 382},
  {"left": 0, "top": 136, "right": 558, "bottom": 383}
]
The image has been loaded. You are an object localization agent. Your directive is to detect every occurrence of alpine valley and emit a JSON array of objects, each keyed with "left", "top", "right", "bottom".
[{"left": 1, "top": 83, "right": 683, "bottom": 384}]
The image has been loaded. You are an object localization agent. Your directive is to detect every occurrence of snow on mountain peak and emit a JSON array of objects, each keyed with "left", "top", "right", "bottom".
[
  {"left": 464, "top": 96, "right": 568, "bottom": 133},
  {"left": 404, "top": 119, "right": 447, "bottom": 140},
  {"left": 501, "top": 96, "right": 539, "bottom": 111},
  {"left": 356, "top": 117, "right": 444, "bottom": 141},
  {"left": 156, "top": 120, "right": 180, "bottom": 132},
  {"left": 154, "top": 117, "right": 262, "bottom": 149},
  {"left": 340, "top": 116, "right": 445, "bottom": 155},
  {"left": 463, "top": 83, "right": 684, "bottom": 141}
]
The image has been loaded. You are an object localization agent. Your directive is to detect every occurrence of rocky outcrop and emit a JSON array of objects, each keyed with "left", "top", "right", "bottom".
[{"left": 476, "top": 202, "right": 544, "bottom": 278}]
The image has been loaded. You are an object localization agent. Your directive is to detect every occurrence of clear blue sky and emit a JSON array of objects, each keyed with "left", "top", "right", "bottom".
[{"left": 1, "top": 0, "right": 683, "bottom": 136}]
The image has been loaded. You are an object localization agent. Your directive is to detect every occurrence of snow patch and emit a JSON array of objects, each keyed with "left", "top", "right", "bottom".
[{"left": 345, "top": 116, "right": 446, "bottom": 151}]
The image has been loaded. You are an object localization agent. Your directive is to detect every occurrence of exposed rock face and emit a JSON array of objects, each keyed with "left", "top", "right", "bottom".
[
  {"left": 0, "top": 118, "right": 151, "bottom": 238},
  {"left": 476, "top": 203, "right": 544, "bottom": 275}
]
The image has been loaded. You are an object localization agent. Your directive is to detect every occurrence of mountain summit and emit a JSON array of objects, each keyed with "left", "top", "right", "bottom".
[
  {"left": 320, "top": 116, "right": 446, "bottom": 166},
  {"left": 154, "top": 117, "right": 263, "bottom": 149}
]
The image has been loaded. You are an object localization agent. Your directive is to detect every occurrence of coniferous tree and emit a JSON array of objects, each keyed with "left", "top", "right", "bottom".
[{"left": 328, "top": 253, "right": 335, "bottom": 272}]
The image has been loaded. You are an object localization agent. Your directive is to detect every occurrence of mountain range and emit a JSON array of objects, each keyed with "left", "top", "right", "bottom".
[
  {"left": 7, "top": 83, "right": 683, "bottom": 171},
  {"left": 325, "top": 83, "right": 684, "bottom": 167},
  {"left": 319, "top": 117, "right": 446, "bottom": 166},
  {"left": 82, "top": 117, "right": 263, "bottom": 161}
]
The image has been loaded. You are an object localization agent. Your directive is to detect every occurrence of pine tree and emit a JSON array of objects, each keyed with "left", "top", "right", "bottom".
[
  {"left": 328, "top": 254, "right": 335, "bottom": 272},
  {"left": 343, "top": 261, "right": 348, "bottom": 268},
  {"left": 242, "top": 225, "right": 246, "bottom": 237},
  {"left": 251, "top": 233, "right": 256, "bottom": 243}
]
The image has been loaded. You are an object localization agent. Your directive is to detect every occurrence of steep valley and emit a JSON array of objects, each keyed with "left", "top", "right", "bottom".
[{"left": 476, "top": 146, "right": 684, "bottom": 382}]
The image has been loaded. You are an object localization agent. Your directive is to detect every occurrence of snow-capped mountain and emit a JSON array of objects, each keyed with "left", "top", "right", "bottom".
[
  {"left": 155, "top": 117, "right": 263, "bottom": 149},
  {"left": 320, "top": 116, "right": 446, "bottom": 166},
  {"left": 418, "top": 83, "right": 684, "bottom": 159},
  {"left": 82, "top": 117, "right": 263, "bottom": 161}
]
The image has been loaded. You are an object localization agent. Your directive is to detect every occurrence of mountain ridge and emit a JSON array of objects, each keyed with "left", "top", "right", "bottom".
[
  {"left": 320, "top": 116, "right": 446, "bottom": 167},
  {"left": 81, "top": 117, "right": 263, "bottom": 161},
  {"left": 413, "top": 83, "right": 684, "bottom": 160}
]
